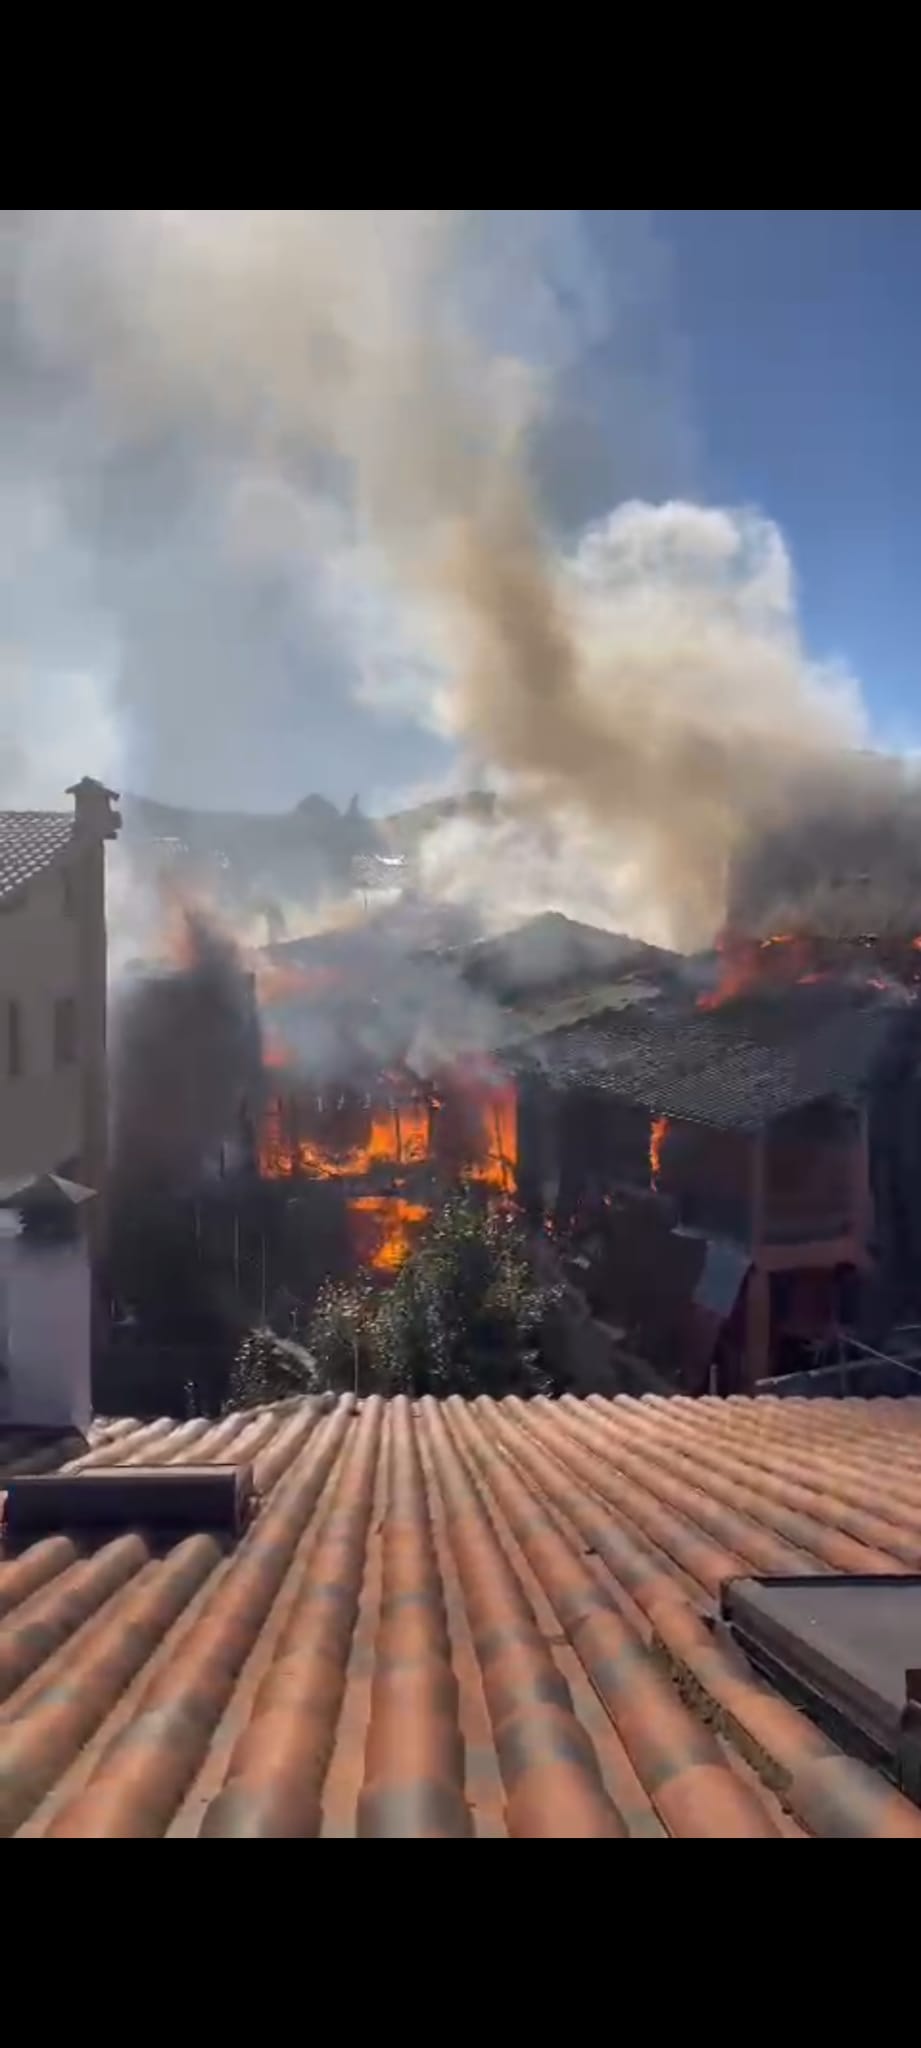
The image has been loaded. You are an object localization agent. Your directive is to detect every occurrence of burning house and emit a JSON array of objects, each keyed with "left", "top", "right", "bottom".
[
  {"left": 101, "top": 897, "right": 682, "bottom": 1408},
  {"left": 514, "top": 915, "right": 921, "bottom": 1393},
  {"left": 104, "top": 759, "right": 921, "bottom": 1410},
  {"left": 252, "top": 911, "right": 673, "bottom": 1279}
]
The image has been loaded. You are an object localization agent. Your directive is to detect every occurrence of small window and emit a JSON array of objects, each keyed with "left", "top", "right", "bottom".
[
  {"left": 53, "top": 997, "right": 78, "bottom": 1069},
  {"left": 61, "top": 870, "right": 76, "bottom": 919},
  {"left": 7, "top": 1000, "right": 22, "bottom": 1080}
]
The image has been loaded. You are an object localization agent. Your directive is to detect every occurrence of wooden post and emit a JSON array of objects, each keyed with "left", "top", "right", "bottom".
[
  {"left": 749, "top": 1127, "right": 766, "bottom": 1249},
  {"left": 743, "top": 1267, "right": 771, "bottom": 1387},
  {"left": 850, "top": 1104, "right": 872, "bottom": 1262}
]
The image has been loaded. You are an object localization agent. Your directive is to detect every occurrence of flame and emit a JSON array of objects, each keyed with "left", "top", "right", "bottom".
[
  {"left": 257, "top": 1077, "right": 518, "bottom": 1192},
  {"left": 255, "top": 957, "right": 343, "bottom": 1005},
  {"left": 438, "top": 1056, "right": 517, "bottom": 1195},
  {"left": 699, "top": 931, "right": 813, "bottom": 1009},
  {"left": 262, "top": 1029, "right": 293, "bottom": 1070},
  {"left": 649, "top": 1114, "right": 669, "bottom": 1188},
  {"left": 257, "top": 1056, "right": 517, "bottom": 1283},
  {"left": 257, "top": 1091, "right": 436, "bottom": 1181},
  {"left": 697, "top": 929, "right": 905, "bottom": 1008},
  {"left": 348, "top": 1195, "right": 429, "bottom": 1272},
  {"left": 464, "top": 1081, "right": 517, "bottom": 1194}
]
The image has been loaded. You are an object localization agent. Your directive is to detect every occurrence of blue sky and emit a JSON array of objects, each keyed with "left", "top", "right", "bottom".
[{"left": 655, "top": 209, "right": 921, "bottom": 748}]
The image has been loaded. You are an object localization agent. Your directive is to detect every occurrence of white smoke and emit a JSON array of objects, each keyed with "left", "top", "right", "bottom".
[{"left": 2, "top": 209, "right": 872, "bottom": 945}]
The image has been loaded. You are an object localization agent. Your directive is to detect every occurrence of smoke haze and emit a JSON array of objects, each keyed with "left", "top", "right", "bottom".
[{"left": 0, "top": 209, "right": 884, "bottom": 946}]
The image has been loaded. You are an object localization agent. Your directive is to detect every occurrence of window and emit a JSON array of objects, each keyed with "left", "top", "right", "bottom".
[
  {"left": 61, "top": 870, "right": 76, "bottom": 919},
  {"left": 6, "top": 1000, "right": 21, "bottom": 1080},
  {"left": 53, "top": 997, "right": 78, "bottom": 1069}
]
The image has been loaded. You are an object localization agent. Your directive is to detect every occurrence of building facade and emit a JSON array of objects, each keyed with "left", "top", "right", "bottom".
[{"left": 0, "top": 778, "right": 121, "bottom": 1207}]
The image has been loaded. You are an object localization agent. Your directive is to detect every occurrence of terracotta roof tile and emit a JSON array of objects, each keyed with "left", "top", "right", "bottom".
[
  {"left": 1, "top": 1393, "right": 920, "bottom": 1838},
  {"left": 0, "top": 812, "right": 74, "bottom": 903}
]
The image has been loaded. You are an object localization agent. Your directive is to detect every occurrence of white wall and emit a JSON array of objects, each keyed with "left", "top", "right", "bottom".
[
  {"left": 0, "top": 865, "right": 82, "bottom": 1179},
  {"left": 0, "top": 1228, "right": 91, "bottom": 1431}
]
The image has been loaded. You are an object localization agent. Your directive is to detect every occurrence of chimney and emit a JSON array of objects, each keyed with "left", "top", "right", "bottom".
[{"left": 66, "top": 777, "right": 122, "bottom": 842}]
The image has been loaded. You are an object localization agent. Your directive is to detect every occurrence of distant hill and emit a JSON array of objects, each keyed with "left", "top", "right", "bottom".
[{"left": 378, "top": 791, "right": 497, "bottom": 857}]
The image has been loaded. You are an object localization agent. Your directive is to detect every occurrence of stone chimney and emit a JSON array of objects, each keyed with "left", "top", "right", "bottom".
[{"left": 66, "top": 777, "right": 122, "bottom": 842}]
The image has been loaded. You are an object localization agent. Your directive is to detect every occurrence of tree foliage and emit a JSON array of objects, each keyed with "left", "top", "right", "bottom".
[
  {"left": 308, "top": 1194, "right": 561, "bottom": 1397},
  {"left": 225, "top": 1327, "right": 314, "bottom": 1411}
]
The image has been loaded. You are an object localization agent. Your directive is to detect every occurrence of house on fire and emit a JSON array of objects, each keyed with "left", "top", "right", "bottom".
[
  {"left": 514, "top": 980, "right": 921, "bottom": 1390},
  {"left": 0, "top": 779, "right": 121, "bottom": 1215}
]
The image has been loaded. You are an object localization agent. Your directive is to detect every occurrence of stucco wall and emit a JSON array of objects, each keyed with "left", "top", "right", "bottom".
[
  {"left": 0, "top": 1226, "right": 91, "bottom": 1430},
  {"left": 0, "top": 863, "right": 83, "bottom": 1179}
]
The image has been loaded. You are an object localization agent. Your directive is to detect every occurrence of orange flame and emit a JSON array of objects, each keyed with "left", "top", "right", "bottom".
[
  {"left": 348, "top": 1195, "right": 429, "bottom": 1272},
  {"left": 649, "top": 1114, "right": 669, "bottom": 1188},
  {"left": 258, "top": 1055, "right": 518, "bottom": 1286},
  {"left": 274, "top": 1101, "right": 428, "bottom": 1181}
]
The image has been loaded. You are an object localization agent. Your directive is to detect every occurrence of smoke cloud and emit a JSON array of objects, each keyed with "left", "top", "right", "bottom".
[{"left": 1, "top": 210, "right": 879, "bottom": 944}]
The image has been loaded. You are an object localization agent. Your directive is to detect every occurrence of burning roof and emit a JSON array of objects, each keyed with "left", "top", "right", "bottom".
[
  {"left": 519, "top": 981, "right": 912, "bottom": 1132},
  {"left": 257, "top": 909, "right": 678, "bottom": 1088}
]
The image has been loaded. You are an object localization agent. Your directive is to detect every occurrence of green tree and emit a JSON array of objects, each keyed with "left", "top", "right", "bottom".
[{"left": 309, "top": 1193, "right": 561, "bottom": 1398}]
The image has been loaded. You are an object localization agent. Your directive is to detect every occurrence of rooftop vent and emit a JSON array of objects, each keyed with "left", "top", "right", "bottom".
[
  {"left": 2, "top": 1464, "right": 254, "bottom": 1550},
  {"left": 722, "top": 1574, "right": 921, "bottom": 1808}
]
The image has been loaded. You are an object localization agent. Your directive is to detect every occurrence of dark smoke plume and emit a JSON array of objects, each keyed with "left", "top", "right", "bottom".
[{"left": 109, "top": 911, "right": 262, "bottom": 1196}]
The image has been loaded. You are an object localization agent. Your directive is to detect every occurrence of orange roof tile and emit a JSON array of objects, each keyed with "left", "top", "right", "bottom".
[{"left": 1, "top": 1392, "right": 920, "bottom": 1839}]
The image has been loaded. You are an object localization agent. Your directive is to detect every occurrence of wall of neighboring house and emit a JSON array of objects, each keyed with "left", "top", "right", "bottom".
[
  {"left": 0, "top": 1219, "right": 92, "bottom": 1430},
  {"left": 0, "top": 853, "right": 99, "bottom": 1185}
]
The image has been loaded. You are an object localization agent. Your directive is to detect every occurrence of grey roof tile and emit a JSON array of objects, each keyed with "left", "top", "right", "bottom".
[{"left": 0, "top": 812, "right": 73, "bottom": 903}]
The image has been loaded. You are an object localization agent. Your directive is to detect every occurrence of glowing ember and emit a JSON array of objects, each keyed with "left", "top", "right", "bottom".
[
  {"left": 348, "top": 1195, "right": 429, "bottom": 1272},
  {"left": 649, "top": 1113, "right": 669, "bottom": 1188}
]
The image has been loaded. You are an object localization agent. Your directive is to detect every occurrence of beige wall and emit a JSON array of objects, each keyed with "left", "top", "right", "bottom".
[{"left": 0, "top": 859, "right": 89, "bottom": 1181}]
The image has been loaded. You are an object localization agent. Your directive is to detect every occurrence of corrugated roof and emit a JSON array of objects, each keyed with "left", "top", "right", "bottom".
[
  {"left": 519, "top": 984, "right": 907, "bottom": 1129},
  {"left": 0, "top": 812, "right": 74, "bottom": 904},
  {"left": 1, "top": 1393, "right": 921, "bottom": 1837}
]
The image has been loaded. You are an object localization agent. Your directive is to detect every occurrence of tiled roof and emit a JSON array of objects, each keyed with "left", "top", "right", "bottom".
[
  {"left": 519, "top": 984, "right": 907, "bottom": 1130},
  {"left": 1, "top": 1393, "right": 921, "bottom": 1837},
  {"left": 0, "top": 811, "right": 74, "bottom": 903}
]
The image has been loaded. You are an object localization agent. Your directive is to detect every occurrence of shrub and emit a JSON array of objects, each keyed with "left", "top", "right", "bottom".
[
  {"left": 225, "top": 1327, "right": 316, "bottom": 1411},
  {"left": 309, "top": 1193, "right": 561, "bottom": 1397}
]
